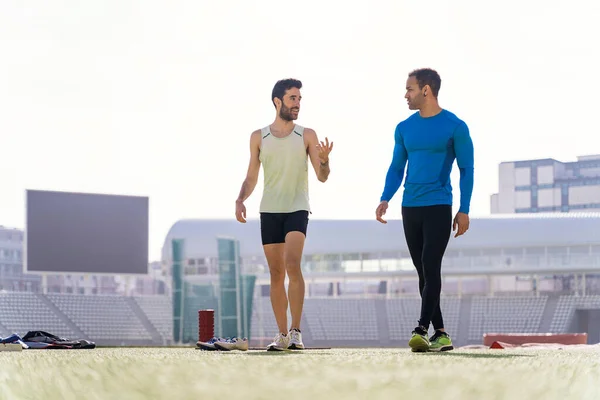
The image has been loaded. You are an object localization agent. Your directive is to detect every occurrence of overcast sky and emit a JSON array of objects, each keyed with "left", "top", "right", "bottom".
[{"left": 1, "top": 0, "right": 599, "bottom": 261}]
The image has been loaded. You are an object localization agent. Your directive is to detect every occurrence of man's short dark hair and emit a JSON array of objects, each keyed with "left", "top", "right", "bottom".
[
  {"left": 409, "top": 68, "right": 441, "bottom": 98},
  {"left": 272, "top": 78, "right": 302, "bottom": 107}
]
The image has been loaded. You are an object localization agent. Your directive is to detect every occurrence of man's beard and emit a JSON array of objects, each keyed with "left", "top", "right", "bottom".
[{"left": 279, "top": 104, "right": 299, "bottom": 121}]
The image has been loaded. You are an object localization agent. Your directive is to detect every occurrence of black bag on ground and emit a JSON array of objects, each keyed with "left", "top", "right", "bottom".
[{"left": 22, "top": 330, "right": 96, "bottom": 349}]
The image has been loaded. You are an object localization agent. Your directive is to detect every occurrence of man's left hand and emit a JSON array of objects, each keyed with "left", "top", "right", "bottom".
[
  {"left": 453, "top": 212, "right": 470, "bottom": 238},
  {"left": 316, "top": 137, "right": 333, "bottom": 164}
]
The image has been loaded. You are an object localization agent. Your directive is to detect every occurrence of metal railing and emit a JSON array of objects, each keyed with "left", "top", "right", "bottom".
[{"left": 240, "top": 253, "right": 600, "bottom": 275}]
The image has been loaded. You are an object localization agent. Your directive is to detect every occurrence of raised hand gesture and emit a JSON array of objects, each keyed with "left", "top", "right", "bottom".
[{"left": 316, "top": 137, "right": 334, "bottom": 163}]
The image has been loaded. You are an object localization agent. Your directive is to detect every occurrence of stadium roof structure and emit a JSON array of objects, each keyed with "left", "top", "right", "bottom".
[{"left": 162, "top": 213, "right": 600, "bottom": 260}]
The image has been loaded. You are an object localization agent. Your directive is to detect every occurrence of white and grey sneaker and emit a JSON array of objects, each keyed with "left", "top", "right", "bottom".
[
  {"left": 266, "top": 333, "right": 289, "bottom": 351},
  {"left": 287, "top": 328, "right": 304, "bottom": 350},
  {"left": 213, "top": 337, "right": 249, "bottom": 351}
]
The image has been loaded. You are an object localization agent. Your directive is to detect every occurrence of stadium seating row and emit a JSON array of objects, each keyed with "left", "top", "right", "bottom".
[{"left": 1, "top": 292, "right": 599, "bottom": 346}]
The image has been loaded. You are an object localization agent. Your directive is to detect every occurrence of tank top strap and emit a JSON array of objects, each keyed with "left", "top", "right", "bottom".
[
  {"left": 293, "top": 125, "right": 305, "bottom": 137},
  {"left": 260, "top": 126, "right": 271, "bottom": 140}
]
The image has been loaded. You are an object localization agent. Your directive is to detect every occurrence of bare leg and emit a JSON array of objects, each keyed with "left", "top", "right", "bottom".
[
  {"left": 284, "top": 231, "right": 306, "bottom": 330},
  {"left": 263, "top": 243, "right": 288, "bottom": 334}
]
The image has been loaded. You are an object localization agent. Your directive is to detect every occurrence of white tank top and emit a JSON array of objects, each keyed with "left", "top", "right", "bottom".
[{"left": 259, "top": 124, "right": 311, "bottom": 213}]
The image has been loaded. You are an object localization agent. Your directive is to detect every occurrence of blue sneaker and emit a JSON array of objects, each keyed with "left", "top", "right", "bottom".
[{"left": 1, "top": 333, "right": 28, "bottom": 349}]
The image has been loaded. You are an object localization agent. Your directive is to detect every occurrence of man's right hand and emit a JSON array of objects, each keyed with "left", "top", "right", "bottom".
[
  {"left": 376, "top": 201, "right": 389, "bottom": 224},
  {"left": 235, "top": 200, "right": 247, "bottom": 223}
]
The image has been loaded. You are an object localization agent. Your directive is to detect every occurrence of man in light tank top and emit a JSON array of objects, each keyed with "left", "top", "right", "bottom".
[{"left": 235, "top": 78, "right": 333, "bottom": 351}]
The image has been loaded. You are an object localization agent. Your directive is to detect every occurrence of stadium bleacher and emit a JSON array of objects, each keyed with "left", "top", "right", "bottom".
[
  {"left": 1, "top": 292, "right": 600, "bottom": 347},
  {"left": 549, "top": 295, "right": 600, "bottom": 333},
  {"left": 133, "top": 294, "right": 173, "bottom": 341},
  {"left": 304, "top": 298, "right": 379, "bottom": 341},
  {"left": 0, "top": 292, "right": 78, "bottom": 339},
  {"left": 468, "top": 295, "right": 548, "bottom": 341},
  {"left": 46, "top": 293, "right": 154, "bottom": 344}
]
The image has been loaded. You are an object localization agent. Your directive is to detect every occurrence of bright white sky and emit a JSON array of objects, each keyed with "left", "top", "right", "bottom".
[{"left": 1, "top": 0, "right": 599, "bottom": 261}]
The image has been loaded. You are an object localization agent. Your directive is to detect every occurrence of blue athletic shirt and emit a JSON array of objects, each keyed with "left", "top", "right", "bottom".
[{"left": 380, "top": 109, "right": 474, "bottom": 214}]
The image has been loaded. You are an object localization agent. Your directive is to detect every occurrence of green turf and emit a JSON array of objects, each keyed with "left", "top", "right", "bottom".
[{"left": 1, "top": 347, "right": 599, "bottom": 399}]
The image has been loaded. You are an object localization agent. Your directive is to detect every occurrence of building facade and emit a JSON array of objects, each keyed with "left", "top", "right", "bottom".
[
  {"left": 162, "top": 214, "right": 600, "bottom": 297},
  {"left": 0, "top": 225, "right": 32, "bottom": 291},
  {"left": 0, "top": 225, "right": 164, "bottom": 295},
  {"left": 491, "top": 154, "right": 600, "bottom": 214}
]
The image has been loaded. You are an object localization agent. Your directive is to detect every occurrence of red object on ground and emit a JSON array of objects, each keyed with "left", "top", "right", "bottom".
[
  {"left": 483, "top": 333, "right": 587, "bottom": 348},
  {"left": 198, "top": 309, "right": 215, "bottom": 342}
]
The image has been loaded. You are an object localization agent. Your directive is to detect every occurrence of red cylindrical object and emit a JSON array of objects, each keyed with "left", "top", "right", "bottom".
[{"left": 198, "top": 309, "right": 215, "bottom": 342}]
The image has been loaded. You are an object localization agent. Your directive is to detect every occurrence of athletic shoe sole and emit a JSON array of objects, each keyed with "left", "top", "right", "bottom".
[
  {"left": 267, "top": 344, "right": 289, "bottom": 351},
  {"left": 429, "top": 345, "right": 454, "bottom": 352},
  {"left": 196, "top": 343, "right": 219, "bottom": 351}
]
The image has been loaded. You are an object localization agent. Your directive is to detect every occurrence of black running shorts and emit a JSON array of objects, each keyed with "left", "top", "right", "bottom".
[{"left": 260, "top": 210, "right": 309, "bottom": 245}]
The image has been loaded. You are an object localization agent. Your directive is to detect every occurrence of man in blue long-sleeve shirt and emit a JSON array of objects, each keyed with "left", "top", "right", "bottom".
[{"left": 376, "top": 68, "right": 474, "bottom": 352}]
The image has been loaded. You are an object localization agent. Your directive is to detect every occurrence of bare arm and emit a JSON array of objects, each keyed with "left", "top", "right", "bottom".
[
  {"left": 236, "top": 130, "right": 262, "bottom": 203},
  {"left": 305, "top": 128, "right": 331, "bottom": 183}
]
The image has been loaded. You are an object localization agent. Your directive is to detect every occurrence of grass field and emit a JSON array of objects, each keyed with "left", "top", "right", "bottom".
[{"left": 1, "top": 346, "right": 600, "bottom": 400}]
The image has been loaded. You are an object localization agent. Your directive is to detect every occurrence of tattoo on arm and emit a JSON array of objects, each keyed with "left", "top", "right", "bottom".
[
  {"left": 319, "top": 160, "right": 330, "bottom": 181},
  {"left": 237, "top": 179, "right": 255, "bottom": 203},
  {"left": 237, "top": 182, "right": 247, "bottom": 202}
]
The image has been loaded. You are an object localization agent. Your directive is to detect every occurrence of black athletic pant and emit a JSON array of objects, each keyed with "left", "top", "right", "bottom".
[{"left": 401, "top": 205, "right": 452, "bottom": 331}]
